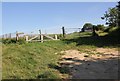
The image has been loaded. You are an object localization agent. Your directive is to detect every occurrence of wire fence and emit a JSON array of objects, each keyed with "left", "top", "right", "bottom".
[
  {"left": 0, "top": 32, "right": 16, "bottom": 39},
  {"left": 64, "top": 28, "right": 81, "bottom": 34},
  {"left": 0, "top": 27, "right": 61, "bottom": 39},
  {"left": 0, "top": 27, "right": 82, "bottom": 40}
]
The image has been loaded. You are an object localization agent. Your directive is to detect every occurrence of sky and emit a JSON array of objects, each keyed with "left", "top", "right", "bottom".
[
  {"left": 1, "top": 0, "right": 119, "bottom": 2},
  {"left": 0, "top": 2, "right": 2, "bottom": 35},
  {"left": 1, "top": 2, "right": 117, "bottom": 34}
]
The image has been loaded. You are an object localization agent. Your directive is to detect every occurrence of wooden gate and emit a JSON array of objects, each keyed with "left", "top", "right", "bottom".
[{"left": 25, "top": 34, "right": 58, "bottom": 42}]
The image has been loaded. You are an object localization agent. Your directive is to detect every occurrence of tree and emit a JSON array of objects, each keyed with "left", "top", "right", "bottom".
[
  {"left": 92, "top": 25, "right": 97, "bottom": 36},
  {"left": 82, "top": 23, "right": 93, "bottom": 31},
  {"left": 96, "top": 24, "right": 105, "bottom": 31},
  {"left": 116, "top": 1, "right": 120, "bottom": 27},
  {"left": 101, "top": 7, "right": 118, "bottom": 27},
  {"left": 81, "top": 27, "right": 85, "bottom": 32}
]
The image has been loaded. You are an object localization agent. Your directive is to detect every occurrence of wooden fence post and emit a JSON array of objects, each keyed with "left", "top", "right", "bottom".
[
  {"left": 39, "top": 30, "right": 41, "bottom": 40},
  {"left": 2, "top": 35, "right": 4, "bottom": 39},
  {"left": 41, "top": 34, "right": 43, "bottom": 43},
  {"left": 5, "top": 34, "right": 7, "bottom": 39},
  {"left": 9, "top": 33, "right": 11, "bottom": 39},
  {"left": 16, "top": 31, "right": 19, "bottom": 41},
  {"left": 25, "top": 36, "right": 28, "bottom": 42},
  {"left": 55, "top": 35, "right": 58, "bottom": 40},
  {"left": 62, "top": 26, "right": 65, "bottom": 38},
  {"left": 92, "top": 25, "right": 98, "bottom": 37}
]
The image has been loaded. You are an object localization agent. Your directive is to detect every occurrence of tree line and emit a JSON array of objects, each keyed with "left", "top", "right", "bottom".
[{"left": 81, "top": 1, "right": 120, "bottom": 33}]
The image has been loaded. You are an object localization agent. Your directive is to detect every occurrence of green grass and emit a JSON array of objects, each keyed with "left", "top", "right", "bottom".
[
  {"left": 2, "top": 28, "right": 119, "bottom": 79},
  {"left": 2, "top": 40, "right": 77, "bottom": 79},
  {"left": 2, "top": 40, "right": 98, "bottom": 79},
  {"left": 65, "top": 31, "right": 92, "bottom": 39}
]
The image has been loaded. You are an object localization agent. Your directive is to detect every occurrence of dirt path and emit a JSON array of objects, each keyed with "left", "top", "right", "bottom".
[{"left": 58, "top": 48, "right": 119, "bottom": 79}]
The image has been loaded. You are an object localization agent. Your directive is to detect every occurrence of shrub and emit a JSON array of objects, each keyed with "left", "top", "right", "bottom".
[
  {"left": 16, "top": 38, "right": 26, "bottom": 44},
  {"left": 104, "top": 27, "right": 111, "bottom": 32},
  {"left": 2, "top": 38, "right": 26, "bottom": 44},
  {"left": 96, "top": 24, "right": 105, "bottom": 31},
  {"left": 2, "top": 38, "right": 16, "bottom": 44},
  {"left": 57, "top": 34, "right": 63, "bottom": 39}
]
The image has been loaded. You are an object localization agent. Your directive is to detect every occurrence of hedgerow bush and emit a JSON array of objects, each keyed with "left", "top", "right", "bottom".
[
  {"left": 2, "top": 38, "right": 26, "bottom": 44},
  {"left": 2, "top": 38, "right": 16, "bottom": 44},
  {"left": 16, "top": 38, "right": 26, "bottom": 44}
]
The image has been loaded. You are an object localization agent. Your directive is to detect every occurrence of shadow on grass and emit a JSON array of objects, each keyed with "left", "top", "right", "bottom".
[
  {"left": 63, "top": 36, "right": 119, "bottom": 47},
  {"left": 37, "top": 71, "right": 59, "bottom": 79},
  {"left": 48, "top": 64, "right": 70, "bottom": 74},
  {"left": 62, "top": 28, "right": 120, "bottom": 47}
]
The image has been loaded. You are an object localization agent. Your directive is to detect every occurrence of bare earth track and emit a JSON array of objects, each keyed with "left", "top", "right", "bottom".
[{"left": 58, "top": 48, "right": 119, "bottom": 79}]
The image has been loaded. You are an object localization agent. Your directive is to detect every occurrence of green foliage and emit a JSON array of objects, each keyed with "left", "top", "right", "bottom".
[
  {"left": 107, "top": 27, "right": 120, "bottom": 38},
  {"left": 95, "top": 24, "right": 105, "bottom": 31},
  {"left": 64, "top": 31, "right": 92, "bottom": 39},
  {"left": 2, "top": 38, "right": 26, "bottom": 44},
  {"left": 57, "top": 34, "right": 63, "bottom": 39},
  {"left": 2, "top": 38, "right": 16, "bottom": 44},
  {"left": 109, "top": 27, "right": 118, "bottom": 32},
  {"left": 117, "top": 1, "right": 120, "bottom": 27},
  {"left": 104, "top": 27, "right": 111, "bottom": 32},
  {"left": 101, "top": 7, "right": 118, "bottom": 27},
  {"left": 2, "top": 30, "right": 119, "bottom": 79},
  {"left": 17, "top": 38, "right": 26, "bottom": 44},
  {"left": 81, "top": 28, "right": 85, "bottom": 32},
  {"left": 82, "top": 23, "right": 93, "bottom": 31},
  {"left": 83, "top": 23, "right": 93, "bottom": 28},
  {"left": 104, "top": 26, "right": 118, "bottom": 33}
]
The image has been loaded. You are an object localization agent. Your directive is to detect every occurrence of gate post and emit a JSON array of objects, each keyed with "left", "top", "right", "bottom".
[
  {"left": 55, "top": 35, "right": 58, "bottom": 40},
  {"left": 62, "top": 26, "right": 65, "bottom": 38},
  {"left": 41, "top": 34, "right": 43, "bottom": 43},
  {"left": 16, "top": 31, "right": 19, "bottom": 41},
  {"left": 25, "top": 36, "right": 28, "bottom": 42},
  {"left": 39, "top": 30, "right": 41, "bottom": 40},
  {"left": 9, "top": 33, "right": 11, "bottom": 39}
]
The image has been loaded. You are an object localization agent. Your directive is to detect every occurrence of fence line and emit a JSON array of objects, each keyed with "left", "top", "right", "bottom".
[
  {"left": 0, "top": 27, "right": 82, "bottom": 41},
  {"left": 0, "top": 32, "right": 16, "bottom": 39},
  {"left": 0, "top": 30, "right": 60, "bottom": 42}
]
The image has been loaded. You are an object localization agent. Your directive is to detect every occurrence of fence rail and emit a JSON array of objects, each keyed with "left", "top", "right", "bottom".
[
  {"left": 0, "top": 31, "right": 59, "bottom": 43},
  {"left": 0, "top": 32, "right": 16, "bottom": 39},
  {"left": 0, "top": 27, "right": 82, "bottom": 42}
]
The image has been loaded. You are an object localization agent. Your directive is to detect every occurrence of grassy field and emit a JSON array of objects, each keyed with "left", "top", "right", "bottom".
[
  {"left": 2, "top": 41, "right": 99, "bottom": 79},
  {"left": 2, "top": 40, "right": 80, "bottom": 79},
  {"left": 2, "top": 27, "right": 120, "bottom": 79}
]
